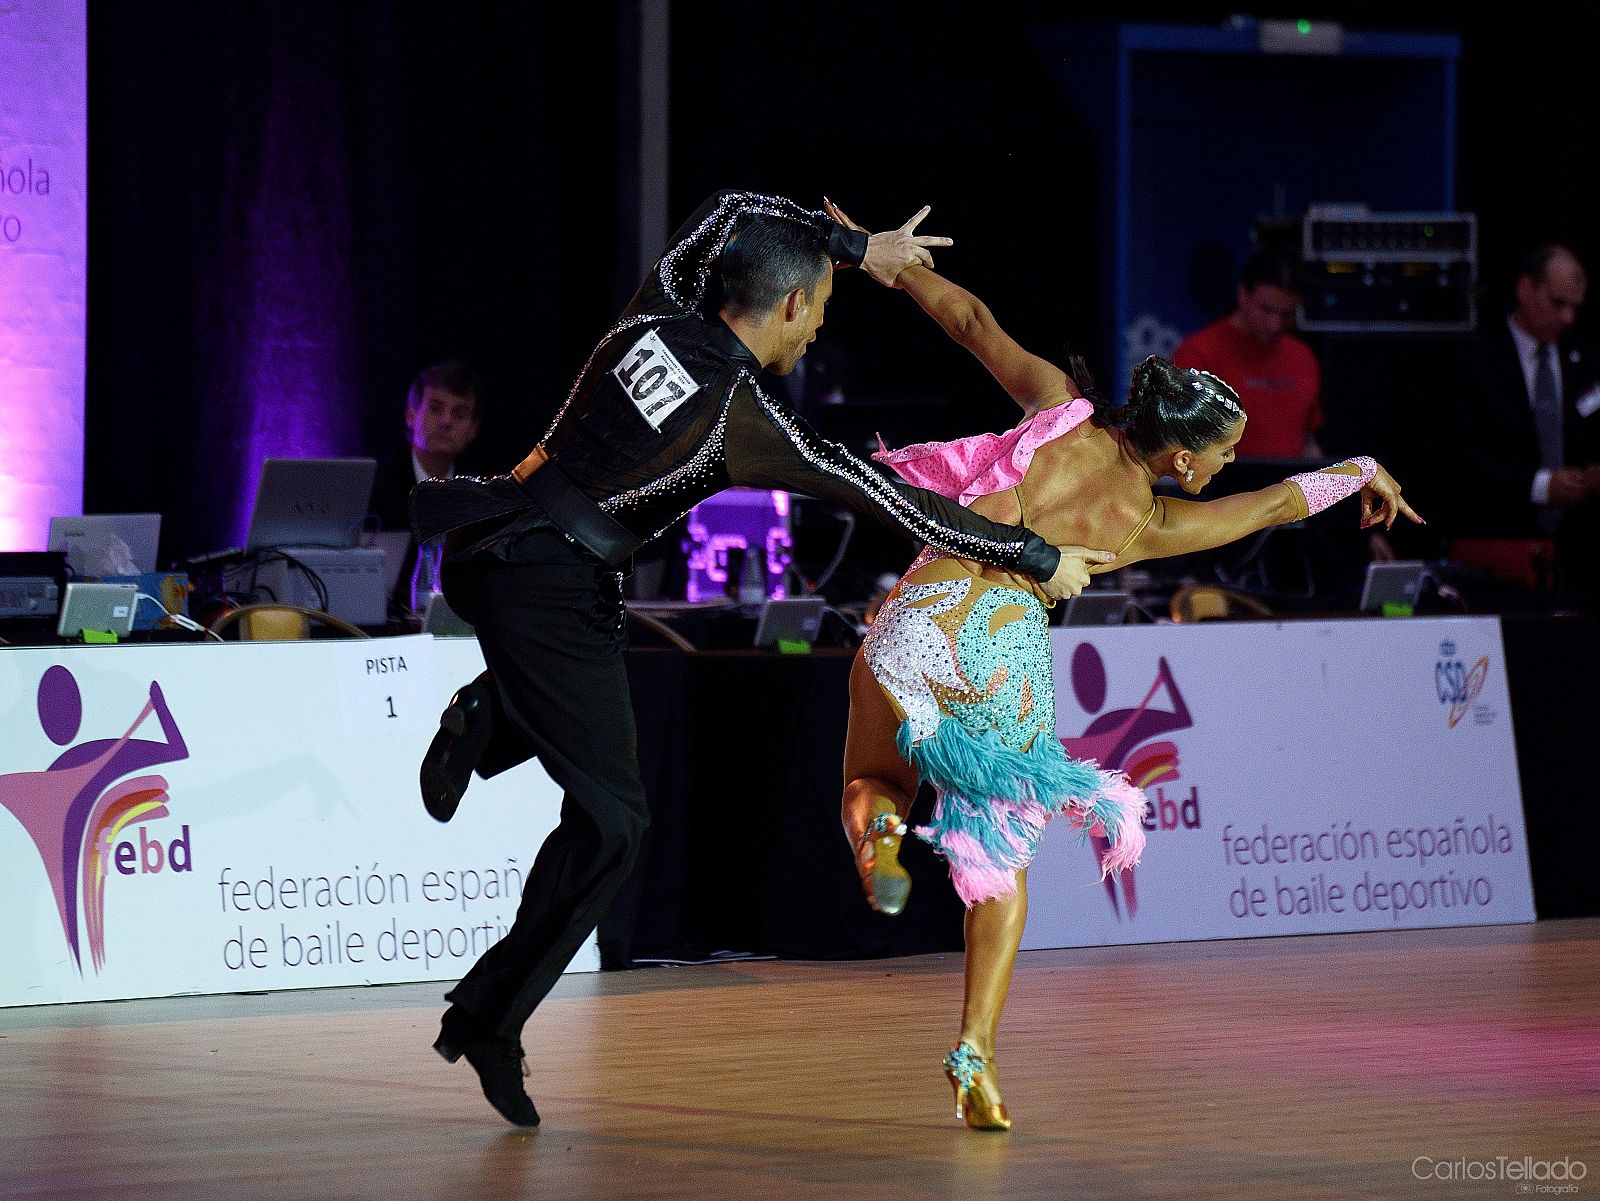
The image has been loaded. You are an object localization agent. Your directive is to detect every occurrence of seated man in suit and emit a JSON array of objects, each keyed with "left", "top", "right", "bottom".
[
  {"left": 370, "top": 359, "right": 484, "bottom": 613},
  {"left": 1453, "top": 243, "right": 1600, "bottom": 608}
]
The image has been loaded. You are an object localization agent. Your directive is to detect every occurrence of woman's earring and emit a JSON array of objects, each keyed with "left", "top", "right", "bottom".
[{"left": 1185, "top": 469, "right": 1194, "bottom": 482}]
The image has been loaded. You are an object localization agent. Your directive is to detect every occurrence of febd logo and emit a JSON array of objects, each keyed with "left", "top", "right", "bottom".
[
  {"left": 1062, "top": 645, "right": 1196, "bottom": 920},
  {"left": 0, "top": 666, "right": 191, "bottom": 972}
]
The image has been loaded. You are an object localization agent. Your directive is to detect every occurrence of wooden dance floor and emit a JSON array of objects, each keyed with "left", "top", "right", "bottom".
[{"left": 5, "top": 919, "right": 1597, "bottom": 1200}]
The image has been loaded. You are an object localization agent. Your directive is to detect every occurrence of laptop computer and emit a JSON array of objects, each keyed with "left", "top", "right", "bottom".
[
  {"left": 753, "top": 595, "right": 828, "bottom": 648},
  {"left": 1062, "top": 589, "right": 1133, "bottom": 626},
  {"left": 48, "top": 513, "right": 161, "bottom": 577},
  {"left": 57, "top": 582, "right": 141, "bottom": 640},
  {"left": 1358, "top": 560, "right": 1427, "bottom": 613},
  {"left": 244, "top": 458, "right": 377, "bottom": 550}
]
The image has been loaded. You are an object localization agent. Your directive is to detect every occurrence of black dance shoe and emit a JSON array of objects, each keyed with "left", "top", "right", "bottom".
[
  {"left": 434, "top": 1031, "right": 540, "bottom": 1128},
  {"left": 420, "top": 674, "right": 492, "bottom": 823}
]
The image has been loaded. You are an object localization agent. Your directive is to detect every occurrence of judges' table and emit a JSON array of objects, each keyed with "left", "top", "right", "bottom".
[{"left": 4, "top": 613, "right": 1574, "bottom": 1007}]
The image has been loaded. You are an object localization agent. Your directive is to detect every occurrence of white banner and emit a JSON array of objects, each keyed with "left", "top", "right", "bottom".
[
  {"left": 0, "top": 636, "right": 593, "bottom": 1008},
  {"left": 0, "top": 0, "right": 87, "bottom": 549},
  {"left": 1, "top": 616, "right": 1536, "bottom": 1004},
  {"left": 1025, "top": 616, "right": 1535, "bottom": 949}
]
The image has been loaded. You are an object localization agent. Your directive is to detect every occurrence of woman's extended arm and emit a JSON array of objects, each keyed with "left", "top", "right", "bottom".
[
  {"left": 823, "top": 200, "right": 1074, "bottom": 417},
  {"left": 1118, "top": 459, "right": 1421, "bottom": 568}
]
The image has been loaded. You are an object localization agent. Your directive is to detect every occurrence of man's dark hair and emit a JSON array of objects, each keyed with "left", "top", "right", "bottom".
[
  {"left": 1513, "top": 242, "right": 1577, "bottom": 286},
  {"left": 406, "top": 359, "right": 482, "bottom": 417},
  {"left": 717, "top": 215, "right": 832, "bottom": 319},
  {"left": 1239, "top": 248, "right": 1302, "bottom": 294}
]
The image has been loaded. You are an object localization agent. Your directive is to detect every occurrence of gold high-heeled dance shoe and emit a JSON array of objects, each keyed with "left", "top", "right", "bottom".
[
  {"left": 859, "top": 796, "right": 911, "bottom": 915},
  {"left": 943, "top": 1041, "right": 1011, "bottom": 1131}
]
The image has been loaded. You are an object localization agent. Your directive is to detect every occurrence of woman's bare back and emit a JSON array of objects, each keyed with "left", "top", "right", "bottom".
[{"left": 964, "top": 417, "right": 1153, "bottom": 583}]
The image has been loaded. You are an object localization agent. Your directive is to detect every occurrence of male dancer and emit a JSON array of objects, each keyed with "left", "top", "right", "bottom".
[{"left": 409, "top": 189, "right": 1111, "bottom": 1126}]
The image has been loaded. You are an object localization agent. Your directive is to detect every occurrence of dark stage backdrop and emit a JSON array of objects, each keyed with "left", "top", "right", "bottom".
[
  {"left": 85, "top": 2, "right": 620, "bottom": 562},
  {"left": 664, "top": 2, "right": 1600, "bottom": 534},
  {"left": 84, "top": 2, "right": 1600, "bottom": 563}
]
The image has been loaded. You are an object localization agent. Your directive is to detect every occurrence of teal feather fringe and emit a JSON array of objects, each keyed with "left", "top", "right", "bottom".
[{"left": 898, "top": 717, "right": 1104, "bottom": 814}]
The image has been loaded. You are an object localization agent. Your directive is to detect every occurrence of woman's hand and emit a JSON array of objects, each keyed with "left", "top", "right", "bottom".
[
  {"left": 826, "top": 198, "right": 947, "bottom": 287},
  {"left": 1359, "top": 463, "right": 1425, "bottom": 530},
  {"left": 823, "top": 197, "right": 865, "bottom": 232}
]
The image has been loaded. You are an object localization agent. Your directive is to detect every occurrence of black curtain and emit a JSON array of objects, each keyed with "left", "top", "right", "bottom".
[{"left": 86, "top": 2, "right": 619, "bottom": 563}]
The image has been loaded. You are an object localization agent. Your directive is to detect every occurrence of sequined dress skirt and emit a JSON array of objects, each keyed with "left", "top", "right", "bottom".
[{"left": 863, "top": 549, "right": 1148, "bottom": 906}]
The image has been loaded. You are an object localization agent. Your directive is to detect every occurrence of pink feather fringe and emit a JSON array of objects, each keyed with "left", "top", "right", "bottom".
[
  {"left": 918, "top": 770, "right": 1150, "bottom": 907},
  {"left": 1069, "top": 773, "right": 1148, "bottom": 880}
]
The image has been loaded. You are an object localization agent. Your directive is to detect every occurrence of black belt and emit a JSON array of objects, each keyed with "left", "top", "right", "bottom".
[
  {"left": 409, "top": 464, "right": 642, "bottom": 570},
  {"left": 516, "top": 461, "right": 642, "bottom": 570}
]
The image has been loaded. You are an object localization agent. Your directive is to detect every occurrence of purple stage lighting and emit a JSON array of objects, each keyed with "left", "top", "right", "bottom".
[
  {"left": 0, "top": 0, "right": 87, "bottom": 550},
  {"left": 684, "top": 488, "right": 793, "bottom": 603}
]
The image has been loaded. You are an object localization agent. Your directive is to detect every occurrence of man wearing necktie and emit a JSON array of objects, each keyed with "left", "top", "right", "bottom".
[
  {"left": 368, "top": 360, "right": 485, "bottom": 616},
  {"left": 1456, "top": 243, "right": 1600, "bottom": 608}
]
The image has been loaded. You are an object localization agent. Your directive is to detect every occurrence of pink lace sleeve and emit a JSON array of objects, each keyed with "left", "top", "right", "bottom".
[
  {"left": 1285, "top": 456, "right": 1378, "bottom": 516},
  {"left": 871, "top": 399, "right": 1093, "bottom": 506}
]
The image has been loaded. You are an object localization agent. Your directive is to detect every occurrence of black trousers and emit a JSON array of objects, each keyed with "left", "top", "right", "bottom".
[{"left": 438, "top": 529, "right": 649, "bottom": 1041}]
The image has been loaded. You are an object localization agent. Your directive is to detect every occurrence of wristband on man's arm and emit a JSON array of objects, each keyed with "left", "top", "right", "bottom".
[{"left": 826, "top": 224, "right": 868, "bottom": 268}]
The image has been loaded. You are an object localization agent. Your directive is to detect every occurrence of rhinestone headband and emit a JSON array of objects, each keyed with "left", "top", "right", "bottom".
[{"left": 1184, "top": 367, "right": 1243, "bottom": 416}]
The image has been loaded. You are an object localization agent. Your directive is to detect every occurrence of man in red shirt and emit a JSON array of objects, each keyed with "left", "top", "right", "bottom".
[{"left": 1174, "top": 249, "right": 1323, "bottom": 460}]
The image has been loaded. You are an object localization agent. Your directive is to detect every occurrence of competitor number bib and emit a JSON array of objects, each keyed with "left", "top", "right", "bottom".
[{"left": 612, "top": 330, "right": 701, "bottom": 430}]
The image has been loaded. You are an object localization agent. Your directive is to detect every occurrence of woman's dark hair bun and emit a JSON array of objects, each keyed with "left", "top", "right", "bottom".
[
  {"left": 1100, "top": 354, "right": 1244, "bottom": 458},
  {"left": 1094, "top": 353, "right": 1169, "bottom": 429}
]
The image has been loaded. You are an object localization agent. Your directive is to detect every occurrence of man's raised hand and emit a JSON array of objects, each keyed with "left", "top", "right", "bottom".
[
  {"left": 1038, "top": 547, "right": 1118, "bottom": 603},
  {"left": 827, "top": 198, "right": 953, "bottom": 287}
]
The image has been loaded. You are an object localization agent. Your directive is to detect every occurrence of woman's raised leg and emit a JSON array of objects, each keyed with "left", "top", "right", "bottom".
[{"left": 842, "top": 647, "right": 919, "bottom": 913}]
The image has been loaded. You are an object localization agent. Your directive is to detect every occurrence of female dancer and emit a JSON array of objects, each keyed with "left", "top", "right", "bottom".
[{"left": 828, "top": 204, "right": 1421, "bottom": 1132}]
